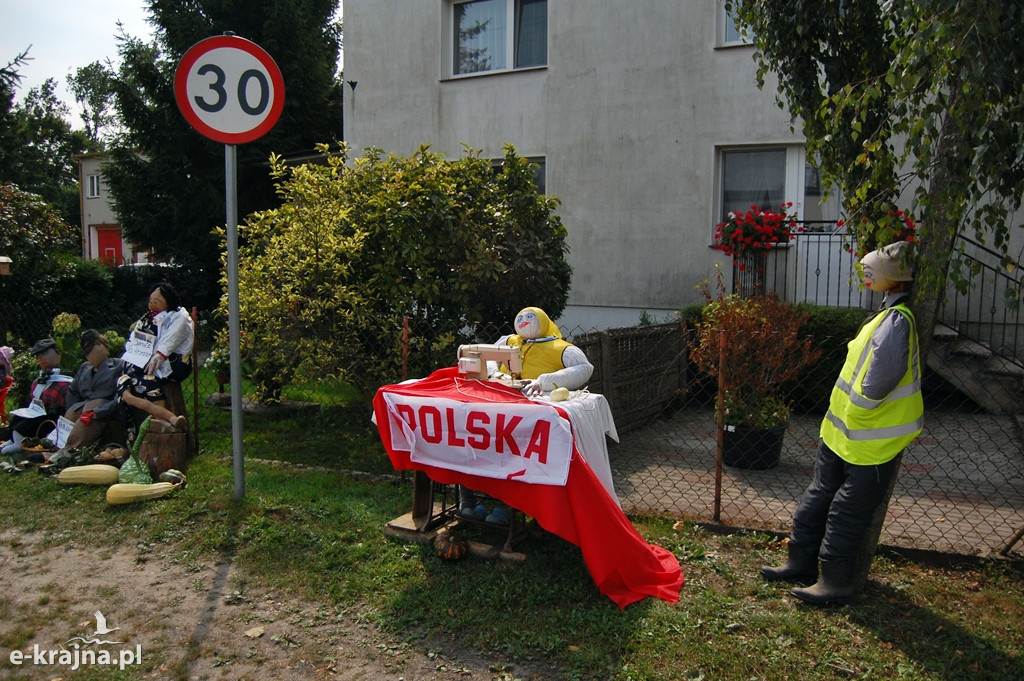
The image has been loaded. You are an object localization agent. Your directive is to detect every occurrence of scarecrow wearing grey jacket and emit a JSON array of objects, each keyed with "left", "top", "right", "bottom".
[{"left": 61, "top": 330, "right": 127, "bottom": 452}]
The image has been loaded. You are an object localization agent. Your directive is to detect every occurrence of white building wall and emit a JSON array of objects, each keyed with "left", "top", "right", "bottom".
[
  {"left": 78, "top": 154, "right": 115, "bottom": 259},
  {"left": 344, "top": 1, "right": 805, "bottom": 331}
]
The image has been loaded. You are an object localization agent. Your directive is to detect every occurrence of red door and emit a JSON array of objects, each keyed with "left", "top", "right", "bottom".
[{"left": 96, "top": 228, "right": 123, "bottom": 266}]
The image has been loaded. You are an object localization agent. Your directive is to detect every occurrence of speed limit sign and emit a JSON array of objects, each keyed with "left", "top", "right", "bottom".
[
  {"left": 174, "top": 35, "right": 286, "bottom": 501},
  {"left": 174, "top": 34, "right": 285, "bottom": 144}
]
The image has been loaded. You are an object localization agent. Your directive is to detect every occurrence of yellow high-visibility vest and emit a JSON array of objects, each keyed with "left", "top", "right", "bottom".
[{"left": 820, "top": 304, "right": 924, "bottom": 464}]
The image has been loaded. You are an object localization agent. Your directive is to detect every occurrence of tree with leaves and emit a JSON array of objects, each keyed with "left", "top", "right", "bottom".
[
  {"left": 102, "top": 0, "right": 344, "bottom": 310},
  {"left": 68, "top": 60, "right": 118, "bottom": 145},
  {"left": 728, "top": 1, "right": 1024, "bottom": 344},
  {"left": 223, "top": 143, "right": 571, "bottom": 402},
  {"left": 0, "top": 51, "right": 30, "bottom": 171},
  {"left": 729, "top": 0, "right": 1024, "bottom": 600},
  {"left": 1, "top": 51, "right": 93, "bottom": 225},
  {"left": 0, "top": 182, "right": 117, "bottom": 343}
]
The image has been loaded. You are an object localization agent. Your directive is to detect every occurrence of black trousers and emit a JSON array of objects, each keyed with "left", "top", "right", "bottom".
[
  {"left": 790, "top": 441, "right": 901, "bottom": 561},
  {"left": 9, "top": 414, "right": 56, "bottom": 439}
]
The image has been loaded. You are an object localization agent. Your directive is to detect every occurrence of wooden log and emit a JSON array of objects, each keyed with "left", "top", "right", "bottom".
[{"left": 138, "top": 422, "right": 189, "bottom": 479}]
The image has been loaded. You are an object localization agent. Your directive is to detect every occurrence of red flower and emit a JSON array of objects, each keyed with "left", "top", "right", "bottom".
[{"left": 714, "top": 204, "right": 797, "bottom": 263}]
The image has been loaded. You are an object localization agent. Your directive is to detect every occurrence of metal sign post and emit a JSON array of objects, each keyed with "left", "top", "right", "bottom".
[
  {"left": 224, "top": 144, "right": 243, "bottom": 501},
  {"left": 174, "top": 33, "right": 285, "bottom": 501}
]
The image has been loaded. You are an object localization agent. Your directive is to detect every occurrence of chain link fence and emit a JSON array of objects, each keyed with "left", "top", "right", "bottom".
[
  {"left": 583, "top": 319, "right": 1024, "bottom": 562},
  {"left": 2, "top": 296, "right": 1022, "bottom": 562}
]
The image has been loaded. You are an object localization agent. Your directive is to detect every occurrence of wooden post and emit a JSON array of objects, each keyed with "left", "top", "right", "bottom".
[
  {"left": 713, "top": 330, "right": 726, "bottom": 522},
  {"left": 402, "top": 315, "right": 409, "bottom": 381},
  {"left": 190, "top": 307, "right": 199, "bottom": 454},
  {"left": 599, "top": 330, "right": 614, "bottom": 412}
]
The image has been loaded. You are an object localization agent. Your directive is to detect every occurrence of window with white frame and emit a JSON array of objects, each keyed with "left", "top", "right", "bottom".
[
  {"left": 528, "top": 157, "right": 546, "bottom": 194},
  {"left": 718, "top": 146, "right": 848, "bottom": 299},
  {"left": 87, "top": 174, "right": 101, "bottom": 198},
  {"left": 719, "top": 146, "right": 842, "bottom": 223},
  {"left": 452, "top": 0, "right": 547, "bottom": 76},
  {"left": 719, "top": 2, "right": 752, "bottom": 47},
  {"left": 720, "top": 148, "right": 787, "bottom": 220}
]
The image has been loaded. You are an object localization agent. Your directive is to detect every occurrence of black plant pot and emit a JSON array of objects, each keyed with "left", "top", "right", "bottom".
[{"left": 722, "top": 423, "right": 786, "bottom": 469}]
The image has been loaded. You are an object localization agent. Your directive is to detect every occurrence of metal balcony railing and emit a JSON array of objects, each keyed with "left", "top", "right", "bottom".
[
  {"left": 730, "top": 223, "right": 1023, "bottom": 368},
  {"left": 941, "top": 236, "right": 1024, "bottom": 368}
]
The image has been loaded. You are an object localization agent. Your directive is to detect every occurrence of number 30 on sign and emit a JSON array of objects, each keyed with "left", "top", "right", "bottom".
[{"left": 174, "top": 35, "right": 285, "bottom": 145}]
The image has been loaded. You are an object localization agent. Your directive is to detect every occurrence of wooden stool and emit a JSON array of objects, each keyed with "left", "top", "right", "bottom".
[
  {"left": 138, "top": 418, "right": 188, "bottom": 478},
  {"left": 131, "top": 381, "right": 192, "bottom": 477}
]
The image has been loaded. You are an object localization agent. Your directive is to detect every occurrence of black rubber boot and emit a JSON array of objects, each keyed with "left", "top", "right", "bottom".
[
  {"left": 457, "top": 486, "right": 477, "bottom": 517},
  {"left": 759, "top": 541, "right": 818, "bottom": 585},
  {"left": 790, "top": 559, "right": 858, "bottom": 605}
]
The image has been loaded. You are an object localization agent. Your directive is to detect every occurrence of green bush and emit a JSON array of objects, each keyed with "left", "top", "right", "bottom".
[
  {"left": 679, "top": 299, "right": 869, "bottom": 416},
  {"left": 111, "top": 260, "right": 217, "bottom": 318},
  {"left": 789, "top": 305, "right": 871, "bottom": 413},
  {"left": 0, "top": 182, "right": 80, "bottom": 342},
  {"left": 223, "top": 143, "right": 572, "bottom": 402}
]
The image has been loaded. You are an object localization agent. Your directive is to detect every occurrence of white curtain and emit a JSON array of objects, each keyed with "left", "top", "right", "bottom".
[
  {"left": 455, "top": 0, "right": 507, "bottom": 74},
  {"left": 721, "top": 149, "right": 786, "bottom": 219}
]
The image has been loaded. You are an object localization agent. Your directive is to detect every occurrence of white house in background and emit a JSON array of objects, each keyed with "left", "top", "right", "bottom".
[
  {"left": 74, "top": 152, "right": 149, "bottom": 266},
  {"left": 342, "top": 0, "right": 842, "bottom": 331}
]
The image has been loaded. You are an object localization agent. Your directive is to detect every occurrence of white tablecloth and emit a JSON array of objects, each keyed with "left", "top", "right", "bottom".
[{"left": 533, "top": 391, "right": 619, "bottom": 505}]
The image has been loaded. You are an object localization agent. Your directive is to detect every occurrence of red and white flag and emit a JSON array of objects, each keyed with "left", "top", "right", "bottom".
[{"left": 382, "top": 392, "right": 573, "bottom": 485}]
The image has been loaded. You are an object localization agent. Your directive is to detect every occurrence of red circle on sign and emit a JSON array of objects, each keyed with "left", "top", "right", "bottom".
[{"left": 174, "top": 35, "right": 285, "bottom": 144}]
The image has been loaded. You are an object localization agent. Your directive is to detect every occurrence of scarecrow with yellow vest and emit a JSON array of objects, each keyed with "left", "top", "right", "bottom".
[
  {"left": 761, "top": 241, "right": 924, "bottom": 604},
  {"left": 458, "top": 307, "right": 595, "bottom": 521}
]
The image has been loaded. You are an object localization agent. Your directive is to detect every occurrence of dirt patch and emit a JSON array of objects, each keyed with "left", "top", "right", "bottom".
[{"left": 0, "top": 529, "right": 534, "bottom": 680}]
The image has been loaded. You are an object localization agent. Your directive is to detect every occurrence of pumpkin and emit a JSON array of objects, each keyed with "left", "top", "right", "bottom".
[{"left": 433, "top": 532, "right": 469, "bottom": 561}]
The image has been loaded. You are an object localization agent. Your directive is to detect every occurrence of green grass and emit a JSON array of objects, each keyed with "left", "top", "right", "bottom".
[
  {"left": 2, "top": 383, "right": 1023, "bottom": 680},
  {"left": 183, "top": 368, "right": 388, "bottom": 473}
]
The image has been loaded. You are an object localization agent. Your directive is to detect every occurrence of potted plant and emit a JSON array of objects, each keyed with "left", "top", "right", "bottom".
[
  {"left": 689, "top": 268, "right": 821, "bottom": 469},
  {"left": 713, "top": 202, "right": 800, "bottom": 264},
  {"left": 204, "top": 345, "right": 231, "bottom": 393}
]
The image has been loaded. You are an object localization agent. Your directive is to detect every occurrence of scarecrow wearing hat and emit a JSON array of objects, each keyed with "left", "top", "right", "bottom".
[
  {"left": 1, "top": 338, "right": 74, "bottom": 457},
  {"left": 58, "top": 329, "right": 128, "bottom": 454},
  {"left": 760, "top": 241, "right": 924, "bottom": 604}
]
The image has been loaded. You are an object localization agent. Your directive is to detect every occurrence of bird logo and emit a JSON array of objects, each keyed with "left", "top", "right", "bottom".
[
  {"left": 64, "top": 611, "right": 122, "bottom": 647},
  {"left": 92, "top": 611, "right": 121, "bottom": 637}
]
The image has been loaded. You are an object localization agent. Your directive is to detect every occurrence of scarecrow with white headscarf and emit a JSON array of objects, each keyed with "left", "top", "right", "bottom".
[{"left": 459, "top": 307, "right": 595, "bottom": 521}]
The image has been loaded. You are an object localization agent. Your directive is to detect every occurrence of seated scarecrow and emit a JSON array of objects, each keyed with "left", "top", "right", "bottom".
[{"left": 459, "top": 306, "right": 594, "bottom": 521}]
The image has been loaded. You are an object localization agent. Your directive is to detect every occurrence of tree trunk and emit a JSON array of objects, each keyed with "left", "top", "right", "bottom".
[
  {"left": 856, "top": 104, "right": 975, "bottom": 585},
  {"left": 851, "top": 451, "right": 903, "bottom": 591},
  {"left": 854, "top": 103, "right": 980, "bottom": 585},
  {"left": 911, "top": 97, "right": 975, "bottom": 360}
]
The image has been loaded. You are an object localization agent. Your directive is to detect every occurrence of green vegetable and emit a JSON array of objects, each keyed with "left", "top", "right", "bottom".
[
  {"left": 119, "top": 416, "right": 155, "bottom": 485},
  {"left": 131, "top": 416, "right": 152, "bottom": 456}
]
